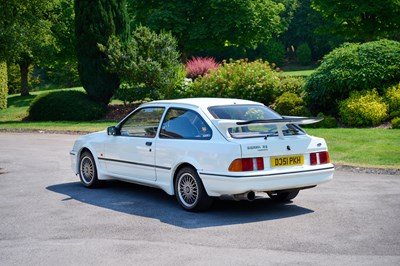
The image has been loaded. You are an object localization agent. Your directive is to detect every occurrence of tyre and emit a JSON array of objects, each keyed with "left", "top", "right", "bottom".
[
  {"left": 267, "top": 190, "right": 299, "bottom": 202},
  {"left": 79, "top": 151, "right": 100, "bottom": 188},
  {"left": 175, "top": 167, "right": 213, "bottom": 212}
]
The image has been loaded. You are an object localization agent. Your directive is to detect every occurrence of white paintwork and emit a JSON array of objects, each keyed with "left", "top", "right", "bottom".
[{"left": 70, "top": 98, "right": 334, "bottom": 197}]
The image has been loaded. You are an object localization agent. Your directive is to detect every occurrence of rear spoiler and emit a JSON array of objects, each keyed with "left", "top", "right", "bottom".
[{"left": 212, "top": 117, "right": 323, "bottom": 139}]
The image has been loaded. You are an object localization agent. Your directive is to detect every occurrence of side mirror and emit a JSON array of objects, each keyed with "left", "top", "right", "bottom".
[{"left": 107, "top": 126, "right": 118, "bottom": 136}]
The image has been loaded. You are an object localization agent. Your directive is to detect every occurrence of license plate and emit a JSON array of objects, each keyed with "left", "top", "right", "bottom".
[{"left": 271, "top": 155, "right": 304, "bottom": 167}]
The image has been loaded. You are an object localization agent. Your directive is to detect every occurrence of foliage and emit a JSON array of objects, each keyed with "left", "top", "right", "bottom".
[
  {"left": 304, "top": 39, "right": 400, "bottom": 115},
  {"left": 128, "top": 0, "right": 286, "bottom": 58},
  {"left": 113, "top": 83, "right": 148, "bottom": 105},
  {"left": 297, "top": 43, "right": 312, "bottom": 65},
  {"left": 391, "top": 117, "right": 400, "bottom": 129},
  {"left": 100, "top": 26, "right": 184, "bottom": 101},
  {"left": 7, "top": 65, "right": 40, "bottom": 95},
  {"left": 41, "top": 0, "right": 80, "bottom": 89},
  {"left": 339, "top": 90, "right": 388, "bottom": 127},
  {"left": 384, "top": 83, "right": 400, "bottom": 118},
  {"left": 311, "top": 0, "right": 400, "bottom": 41},
  {"left": 276, "top": 76, "right": 305, "bottom": 96},
  {"left": 305, "top": 112, "right": 338, "bottom": 128},
  {"left": 28, "top": 90, "right": 107, "bottom": 121},
  {"left": 279, "top": 0, "right": 342, "bottom": 61},
  {"left": 0, "top": 0, "right": 59, "bottom": 95},
  {"left": 190, "top": 59, "right": 280, "bottom": 105},
  {"left": 0, "top": 61, "right": 7, "bottom": 109},
  {"left": 75, "top": 0, "right": 130, "bottom": 104},
  {"left": 248, "top": 39, "right": 286, "bottom": 65},
  {"left": 185, "top": 57, "right": 219, "bottom": 80},
  {"left": 272, "top": 92, "right": 310, "bottom": 116}
]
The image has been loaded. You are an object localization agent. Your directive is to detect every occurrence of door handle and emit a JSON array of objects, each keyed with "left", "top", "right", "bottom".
[{"left": 145, "top": 142, "right": 152, "bottom": 147}]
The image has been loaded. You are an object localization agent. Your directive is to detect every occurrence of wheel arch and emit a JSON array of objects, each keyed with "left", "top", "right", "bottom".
[{"left": 172, "top": 162, "right": 197, "bottom": 195}]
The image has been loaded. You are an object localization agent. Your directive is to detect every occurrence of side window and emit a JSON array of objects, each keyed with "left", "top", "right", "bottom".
[
  {"left": 120, "top": 107, "right": 165, "bottom": 138},
  {"left": 160, "top": 108, "right": 212, "bottom": 140}
]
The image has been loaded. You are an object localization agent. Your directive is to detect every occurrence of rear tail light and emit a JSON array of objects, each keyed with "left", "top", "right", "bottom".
[
  {"left": 229, "top": 158, "right": 264, "bottom": 172},
  {"left": 310, "top": 151, "right": 330, "bottom": 165}
]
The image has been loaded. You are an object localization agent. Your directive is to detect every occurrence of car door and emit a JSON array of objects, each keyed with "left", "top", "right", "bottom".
[{"left": 103, "top": 107, "right": 165, "bottom": 181}]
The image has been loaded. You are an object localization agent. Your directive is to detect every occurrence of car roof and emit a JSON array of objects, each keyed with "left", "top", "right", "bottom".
[{"left": 142, "top": 98, "right": 263, "bottom": 110}]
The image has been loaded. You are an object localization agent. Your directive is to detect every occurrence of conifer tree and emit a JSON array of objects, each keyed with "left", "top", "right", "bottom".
[{"left": 75, "top": 0, "right": 129, "bottom": 104}]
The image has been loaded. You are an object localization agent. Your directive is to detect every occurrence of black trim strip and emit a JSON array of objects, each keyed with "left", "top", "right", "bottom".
[
  {"left": 98, "top": 157, "right": 171, "bottom": 170},
  {"left": 199, "top": 166, "right": 335, "bottom": 178}
]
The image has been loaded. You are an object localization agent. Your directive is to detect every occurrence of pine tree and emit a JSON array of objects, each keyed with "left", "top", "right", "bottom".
[{"left": 75, "top": 0, "right": 130, "bottom": 104}]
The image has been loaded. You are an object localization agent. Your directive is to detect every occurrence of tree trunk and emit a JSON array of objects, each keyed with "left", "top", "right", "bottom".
[{"left": 19, "top": 62, "right": 30, "bottom": 96}]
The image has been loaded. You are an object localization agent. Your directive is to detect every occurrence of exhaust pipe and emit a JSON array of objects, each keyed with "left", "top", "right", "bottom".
[{"left": 233, "top": 191, "right": 256, "bottom": 202}]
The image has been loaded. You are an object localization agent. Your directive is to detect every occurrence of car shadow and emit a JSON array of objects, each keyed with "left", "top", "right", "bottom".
[{"left": 47, "top": 181, "right": 314, "bottom": 229}]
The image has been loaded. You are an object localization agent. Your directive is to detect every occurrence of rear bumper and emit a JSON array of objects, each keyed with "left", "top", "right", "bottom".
[{"left": 199, "top": 165, "right": 334, "bottom": 197}]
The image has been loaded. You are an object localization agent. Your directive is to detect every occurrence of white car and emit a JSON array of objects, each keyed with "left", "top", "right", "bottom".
[{"left": 70, "top": 98, "right": 334, "bottom": 211}]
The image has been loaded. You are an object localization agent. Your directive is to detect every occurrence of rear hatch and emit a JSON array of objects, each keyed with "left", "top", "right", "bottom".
[{"left": 212, "top": 117, "right": 330, "bottom": 171}]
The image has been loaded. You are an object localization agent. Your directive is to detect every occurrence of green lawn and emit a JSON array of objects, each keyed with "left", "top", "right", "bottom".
[
  {"left": 307, "top": 128, "right": 400, "bottom": 169},
  {"left": 1, "top": 91, "right": 399, "bottom": 169},
  {"left": 280, "top": 69, "right": 315, "bottom": 77}
]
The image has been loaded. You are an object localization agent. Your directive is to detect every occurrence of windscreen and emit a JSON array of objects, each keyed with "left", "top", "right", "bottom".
[{"left": 208, "top": 104, "right": 304, "bottom": 138}]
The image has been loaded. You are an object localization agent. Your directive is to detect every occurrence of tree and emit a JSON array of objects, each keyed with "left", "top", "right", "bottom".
[
  {"left": 0, "top": 0, "right": 58, "bottom": 96},
  {"left": 75, "top": 0, "right": 130, "bottom": 104},
  {"left": 128, "top": 0, "right": 286, "bottom": 60},
  {"left": 279, "top": 0, "right": 343, "bottom": 61},
  {"left": 99, "top": 26, "right": 184, "bottom": 101},
  {"left": 44, "top": 0, "right": 81, "bottom": 88},
  {"left": 311, "top": 0, "right": 400, "bottom": 41}
]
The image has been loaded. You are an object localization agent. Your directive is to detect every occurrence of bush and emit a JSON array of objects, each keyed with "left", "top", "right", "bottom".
[
  {"left": 0, "top": 61, "right": 7, "bottom": 110},
  {"left": 385, "top": 83, "right": 400, "bottom": 118},
  {"left": 272, "top": 92, "right": 310, "bottom": 116},
  {"left": 339, "top": 90, "right": 388, "bottom": 127},
  {"left": 305, "top": 112, "right": 338, "bottom": 128},
  {"left": 191, "top": 59, "right": 280, "bottom": 105},
  {"left": 186, "top": 57, "right": 219, "bottom": 80},
  {"left": 391, "top": 117, "right": 400, "bottom": 129},
  {"left": 297, "top": 43, "right": 312, "bottom": 65},
  {"left": 276, "top": 76, "right": 305, "bottom": 96},
  {"left": 304, "top": 39, "right": 400, "bottom": 115},
  {"left": 28, "top": 90, "right": 107, "bottom": 121}
]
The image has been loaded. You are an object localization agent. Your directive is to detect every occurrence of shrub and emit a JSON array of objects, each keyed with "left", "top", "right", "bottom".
[
  {"left": 305, "top": 112, "right": 338, "bottom": 128},
  {"left": 385, "top": 83, "right": 400, "bottom": 118},
  {"left": 391, "top": 117, "right": 400, "bottom": 129},
  {"left": 272, "top": 92, "right": 310, "bottom": 116},
  {"left": 186, "top": 57, "right": 219, "bottom": 80},
  {"left": 297, "top": 43, "right": 312, "bottom": 65},
  {"left": 339, "top": 90, "right": 388, "bottom": 127},
  {"left": 191, "top": 59, "right": 280, "bottom": 105},
  {"left": 276, "top": 76, "right": 305, "bottom": 96},
  {"left": 0, "top": 61, "right": 7, "bottom": 110},
  {"left": 28, "top": 90, "right": 107, "bottom": 121},
  {"left": 304, "top": 39, "right": 400, "bottom": 115}
]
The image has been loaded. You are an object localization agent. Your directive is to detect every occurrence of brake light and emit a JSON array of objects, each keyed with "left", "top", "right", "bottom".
[
  {"left": 310, "top": 151, "right": 330, "bottom": 165},
  {"left": 229, "top": 158, "right": 264, "bottom": 172}
]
